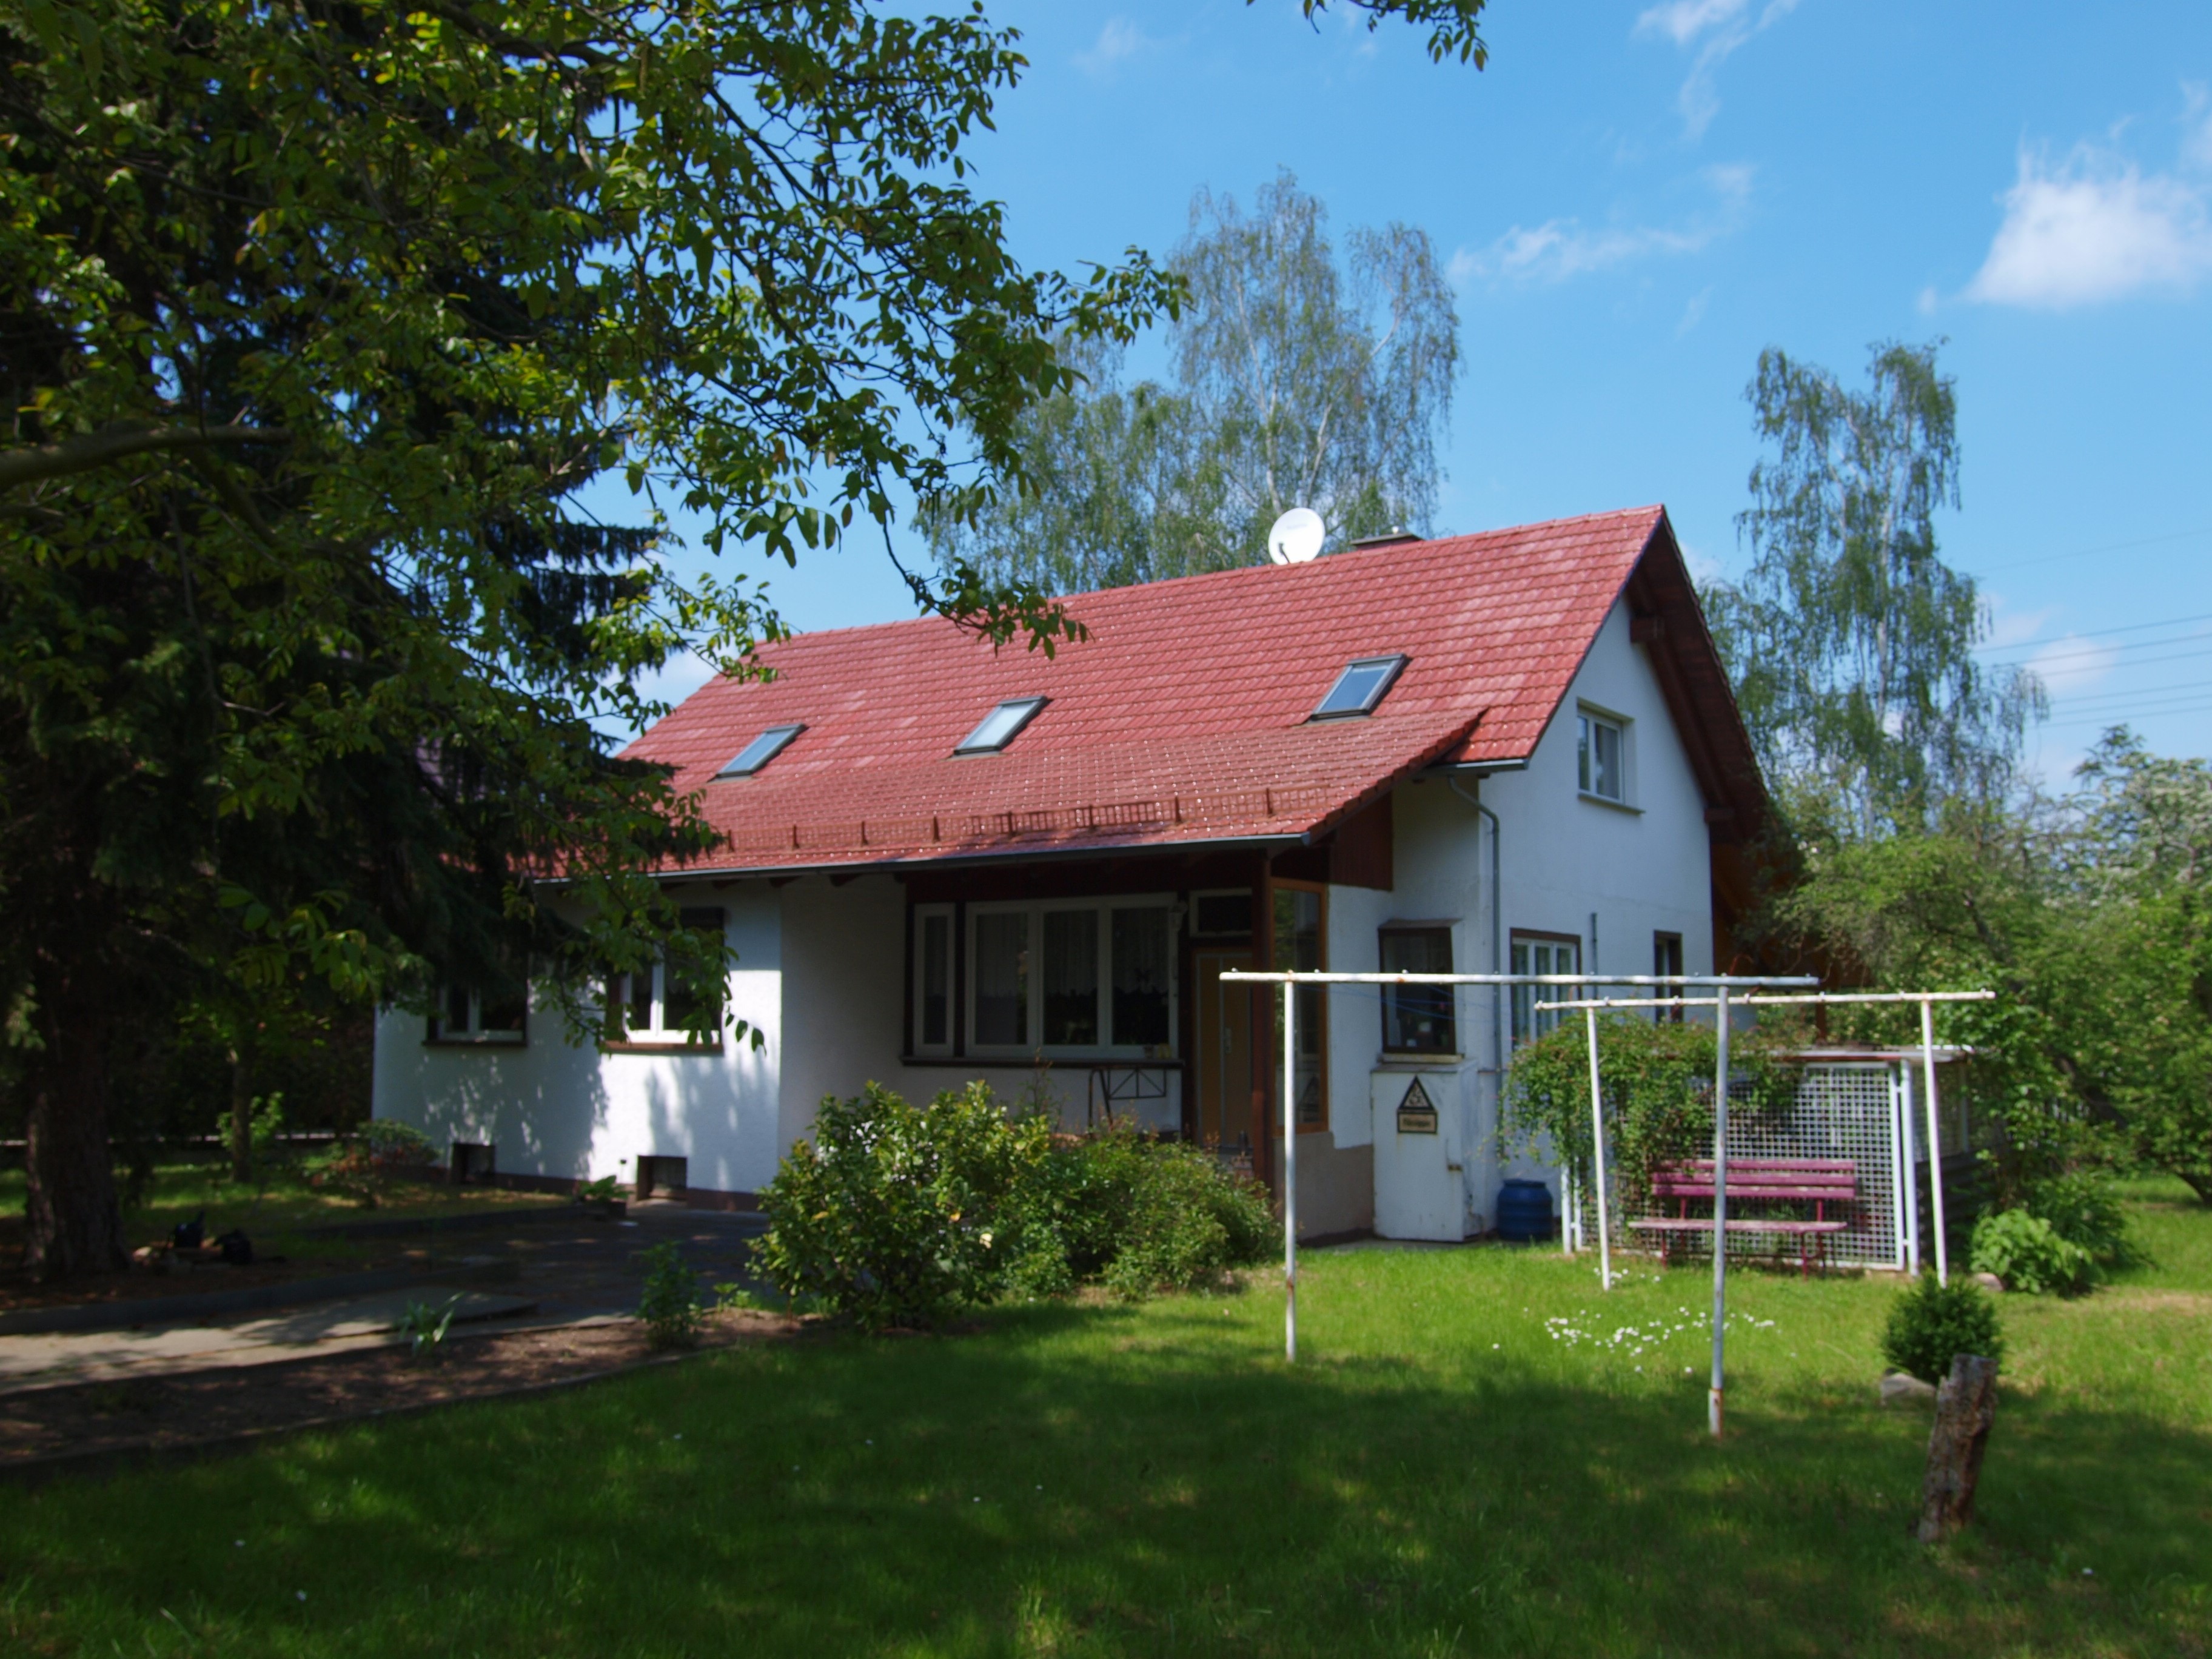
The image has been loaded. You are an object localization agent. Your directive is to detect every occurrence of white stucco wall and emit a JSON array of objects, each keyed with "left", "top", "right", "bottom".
[
  {"left": 1362, "top": 594, "right": 1716, "bottom": 1230},
  {"left": 370, "top": 880, "right": 783, "bottom": 1194}
]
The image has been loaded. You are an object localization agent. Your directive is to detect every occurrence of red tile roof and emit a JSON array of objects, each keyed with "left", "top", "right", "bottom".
[{"left": 625, "top": 506, "right": 1758, "bottom": 872}]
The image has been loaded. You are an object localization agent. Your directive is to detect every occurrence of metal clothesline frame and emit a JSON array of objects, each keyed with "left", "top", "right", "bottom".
[
  {"left": 1218, "top": 969, "right": 1818, "bottom": 1438},
  {"left": 1531, "top": 988, "right": 1996, "bottom": 1294}
]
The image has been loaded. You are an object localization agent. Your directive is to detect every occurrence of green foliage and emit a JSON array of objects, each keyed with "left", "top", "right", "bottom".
[
  {"left": 1880, "top": 1272, "right": 2005, "bottom": 1384},
  {"left": 359, "top": 1120, "right": 438, "bottom": 1170},
  {"left": 1708, "top": 341, "right": 2042, "bottom": 833},
  {"left": 1504, "top": 1014, "right": 1798, "bottom": 1198},
  {"left": 924, "top": 171, "right": 1459, "bottom": 592},
  {"left": 400, "top": 1295, "right": 460, "bottom": 1366},
  {"left": 1766, "top": 730, "right": 2212, "bottom": 1205},
  {"left": 755, "top": 1083, "right": 1054, "bottom": 1330},
  {"left": 1009, "top": 1125, "right": 1275, "bottom": 1300},
  {"left": 1970, "top": 1209, "right": 2096, "bottom": 1296},
  {"left": 576, "top": 1176, "right": 623, "bottom": 1206},
  {"left": 638, "top": 1242, "right": 703, "bottom": 1350},
  {"left": 756, "top": 1089, "right": 1274, "bottom": 1326},
  {"left": 2026, "top": 1170, "right": 2138, "bottom": 1269}
]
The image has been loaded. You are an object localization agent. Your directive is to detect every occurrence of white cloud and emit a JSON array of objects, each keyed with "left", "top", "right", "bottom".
[
  {"left": 1453, "top": 165, "right": 1752, "bottom": 285},
  {"left": 1675, "top": 285, "right": 1714, "bottom": 336},
  {"left": 1074, "top": 18, "right": 1151, "bottom": 79},
  {"left": 1916, "top": 284, "right": 1939, "bottom": 316},
  {"left": 2025, "top": 635, "right": 2119, "bottom": 696},
  {"left": 1634, "top": 0, "right": 1799, "bottom": 139},
  {"left": 1967, "top": 99, "right": 2212, "bottom": 309}
]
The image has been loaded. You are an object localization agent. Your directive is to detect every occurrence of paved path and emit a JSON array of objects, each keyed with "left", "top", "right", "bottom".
[
  {"left": 0, "top": 1289, "right": 542, "bottom": 1395},
  {"left": 0, "top": 1205, "right": 771, "bottom": 1396}
]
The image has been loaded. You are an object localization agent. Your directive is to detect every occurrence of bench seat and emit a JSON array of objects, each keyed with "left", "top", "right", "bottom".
[{"left": 1635, "top": 1156, "right": 1860, "bottom": 1274}]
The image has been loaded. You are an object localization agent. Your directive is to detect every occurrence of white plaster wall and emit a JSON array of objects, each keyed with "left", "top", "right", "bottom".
[
  {"left": 1384, "top": 595, "right": 1717, "bottom": 1225},
  {"left": 370, "top": 880, "right": 783, "bottom": 1193}
]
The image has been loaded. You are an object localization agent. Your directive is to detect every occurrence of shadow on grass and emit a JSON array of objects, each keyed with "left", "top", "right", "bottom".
[{"left": 2, "top": 1294, "right": 2208, "bottom": 1657}]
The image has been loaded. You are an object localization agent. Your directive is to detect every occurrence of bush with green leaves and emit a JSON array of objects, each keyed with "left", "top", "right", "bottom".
[
  {"left": 637, "top": 1242, "right": 703, "bottom": 1349},
  {"left": 1505, "top": 1014, "right": 1799, "bottom": 1200},
  {"left": 754, "top": 1082, "right": 1053, "bottom": 1330},
  {"left": 360, "top": 1120, "right": 440, "bottom": 1170},
  {"left": 1010, "top": 1125, "right": 1275, "bottom": 1300},
  {"left": 2025, "top": 1169, "right": 2137, "bottom": 1269},
  {"left": 1882, "top": 1272, "right": 2005, "bottom": 1384},
  {"left": 1969, "top": 1209, "right": 2096, "bottom": 1296}
]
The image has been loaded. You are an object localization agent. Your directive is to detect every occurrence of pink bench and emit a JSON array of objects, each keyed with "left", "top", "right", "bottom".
[{"left": 1629, "top": 1156, "right": 1857, "bottom": 1276}]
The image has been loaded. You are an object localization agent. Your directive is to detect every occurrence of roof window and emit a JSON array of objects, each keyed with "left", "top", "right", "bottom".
[
  {"left": 956, "top": 697, "right": 1048, "bottom": 755},
  {"left": 1310, "top": 655, "right": 1406, "bottom": 720},
  {"left": 716, "top": 723, "right": 805, "bottom": 778}
]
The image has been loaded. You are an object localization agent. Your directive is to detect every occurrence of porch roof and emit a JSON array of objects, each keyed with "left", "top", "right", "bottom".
[{"left": 624, "top": 505, "right": 1766, "bottom": 873}]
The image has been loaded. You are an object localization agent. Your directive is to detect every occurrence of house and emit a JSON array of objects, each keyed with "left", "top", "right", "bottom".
[{"left": 372, "top": 505, "right": 1769, "bottom": 1241}]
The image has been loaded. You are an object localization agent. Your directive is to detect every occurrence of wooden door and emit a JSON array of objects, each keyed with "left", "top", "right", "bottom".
[{"left": 1194, "top": 949, "right": 1254, "bottom": 1153}]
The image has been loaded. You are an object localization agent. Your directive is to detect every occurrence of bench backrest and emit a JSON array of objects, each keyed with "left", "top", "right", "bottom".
[{"left": 1649, "top": 1158, "right": 1857, "bottom": 1201}]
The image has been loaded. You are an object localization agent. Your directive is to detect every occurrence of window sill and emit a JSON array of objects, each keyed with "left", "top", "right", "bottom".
[
  {"left": 1376, "top": 1051, "right": 1465, "bottom": 1067},
  {"left": 907, "top": 1052, "right": 1180, "bottom": 1068},
  {"left": 424, "top": 1037, "right": 526, "bottom": 1050},
  {"left": 603, "top": 1039, "right": 724, "bottom": 1056},
  {"left": 1578, "top": 791, "right": 1643, "bottom": 815}
]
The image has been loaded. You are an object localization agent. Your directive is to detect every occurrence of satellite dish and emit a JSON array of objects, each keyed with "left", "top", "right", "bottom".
[{"left": 1266, "top": 506, "right": 1326, "bottom": 566}]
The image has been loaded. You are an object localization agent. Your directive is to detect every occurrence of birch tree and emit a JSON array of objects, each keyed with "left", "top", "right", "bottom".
[
  {"left": 1709, "top": 342, "right": 2043, "bottom": 834},
  {"left": 927, "top": 172, "right": 1461, "bottom": 590}
]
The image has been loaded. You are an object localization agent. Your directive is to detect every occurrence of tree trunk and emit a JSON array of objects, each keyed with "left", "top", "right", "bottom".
[
  {"left": 2178, "top": 1171, "right": 2212, "bottom": 1206},
  {"left": 229, "top": 1047, "right": 254, "bottom": 1183},
  {"left": 22, "top": 1019, "right": 128, "bottom": 1281},
  {"left": 1916, "top": 1353, "right": 1999, "bottom": 1542}
]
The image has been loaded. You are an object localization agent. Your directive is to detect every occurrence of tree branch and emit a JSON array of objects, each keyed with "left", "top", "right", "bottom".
[{"left": 0, "top": 423, "right": 292, "bottom": 492}]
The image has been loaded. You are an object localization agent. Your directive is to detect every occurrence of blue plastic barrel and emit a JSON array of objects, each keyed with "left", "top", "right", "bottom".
[{"left": 1495, "top": 1179, "right": 1556, "bottom": 1244}]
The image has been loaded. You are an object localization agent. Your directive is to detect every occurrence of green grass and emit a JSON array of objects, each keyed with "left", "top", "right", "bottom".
[
  {"left": 4, "top": 1192, "right": 2208, "bottom": 1657},
  {"left": 0, "top": 1157, "right": 561, "bottom": 1258}
]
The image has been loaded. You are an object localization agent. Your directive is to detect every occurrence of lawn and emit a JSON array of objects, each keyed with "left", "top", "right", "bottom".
[
  {"left": 0, "top": 1156, "right": 564, "bottom": 1262},
  {"left": 3, "top": 1182, "right": 2207, "bottom": 1657}
]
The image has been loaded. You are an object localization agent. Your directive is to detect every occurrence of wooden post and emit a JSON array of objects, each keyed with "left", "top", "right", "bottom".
[{"left": 1917, "top": 1353, "right": 1999, "bottom": 1542}]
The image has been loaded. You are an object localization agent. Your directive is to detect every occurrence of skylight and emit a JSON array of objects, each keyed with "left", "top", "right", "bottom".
[
  {"left": 1311, "top": 655, "right": 1407, "bottom": 720},
  {"left": 956, "top": 697, "right": 1048, "bottom": 755},
  {"left": 716, "top": 723, "right": 805, "bottom": 778}
]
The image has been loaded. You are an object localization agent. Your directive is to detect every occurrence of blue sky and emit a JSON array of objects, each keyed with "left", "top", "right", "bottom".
[{"left": 627, "top": 1, "right": 2212, "bottom": 783}]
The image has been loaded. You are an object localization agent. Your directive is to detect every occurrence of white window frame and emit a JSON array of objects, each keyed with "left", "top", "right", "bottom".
[
  {"left": 606, "top": 908, "right": 727, "bottom": 1048},
  {"left": 427, "top": 985, "right": 528, "bottom": 1046},
  {"left": 1577, "top": 703, "right": 1631, "bottom": 805},
  {"left": 912, "top": 902, "right": 957, "bottom": 1056},
  {"left": 1509, "top": 932, "right": 1581, "bottom": 1047},
  {"left": 964, "top": 895, "right": 1179, "bottom": 1060}
]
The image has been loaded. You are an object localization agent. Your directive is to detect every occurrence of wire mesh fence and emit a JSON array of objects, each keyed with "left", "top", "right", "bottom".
[{"left": 1574, "top": 1062, "right": 1907, "bottom": 1269}]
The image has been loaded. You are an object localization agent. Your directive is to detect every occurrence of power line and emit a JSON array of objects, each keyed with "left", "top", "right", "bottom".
[
  {"left": 2010, "top": 644, "right": 2212, "bottom": 679},
  {"left": 1966, "top": 523, "right": 2212, "bottom": 575},
  {"left": 2047, "top": 675, "right": 2212, "bottom": 709},
  {"left": 1977, "top": 608, "right": 2212, "bottom": 654}
]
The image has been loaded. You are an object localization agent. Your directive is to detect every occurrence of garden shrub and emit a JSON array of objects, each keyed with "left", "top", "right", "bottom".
[
  {"left": 305, "top": 1118, "right": 440, "bottom": 1207},
  {"left": 638, "top": 1241, "right": 703, "bottom": 1349},
  {"left": 1505, "top": 1014, "right": 1800, "bottom": 1200},
  {"left": 754, "top": 1082, "right": 1051, "bottom": 1330},
  {"left": 2025, "top": 1168, "right": 2137, "bottom": 1269},
  {"left": 1882, "top": 1272, "right": 2005, "bottom": 1384},
  {"left": 1969, "top": 1208, "right": 2096, "bottom": 1296},
  {"left": 1012, "top": 1125, "right": 1274, "bottom": 1299}
]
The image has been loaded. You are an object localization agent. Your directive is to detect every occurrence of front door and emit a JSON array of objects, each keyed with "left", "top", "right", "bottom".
[{"left": 1195, "top": 949, "right": 1254, "bottom": 1155}]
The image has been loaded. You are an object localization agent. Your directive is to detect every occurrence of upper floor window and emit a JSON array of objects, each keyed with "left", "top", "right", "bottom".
[
  {"left": 1509, "top": 931, "right": 1580, "bottom": 1046},
  {"left": 716, "top": 724, "right": 804, "bottom": 779},
  {"left": 1379, "top": 925, "right": 1456, "bottom": 1055},
  {"left": 1311, "top": 655, "right": 1407, "bottom": 720},
  {"left": 1578, "top": 708, "right": 1626, "bottom": 802},
  {"left": 956, "top": 697, "right": 1048, "bottom": 755}
]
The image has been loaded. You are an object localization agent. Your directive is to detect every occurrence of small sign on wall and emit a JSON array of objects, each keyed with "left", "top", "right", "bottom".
[{"left": 1396, "top": 1077, "right": 1439, "bottom": 1135}]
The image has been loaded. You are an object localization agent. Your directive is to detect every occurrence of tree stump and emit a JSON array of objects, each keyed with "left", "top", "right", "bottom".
[{"left": 1916, "top": 1353, "right": 1999, "bottom": 1542}]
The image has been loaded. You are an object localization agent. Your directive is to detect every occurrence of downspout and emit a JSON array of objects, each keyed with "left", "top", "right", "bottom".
[{"left": 1447, "top": 776, "right": 1506, "bottom": 1084}]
